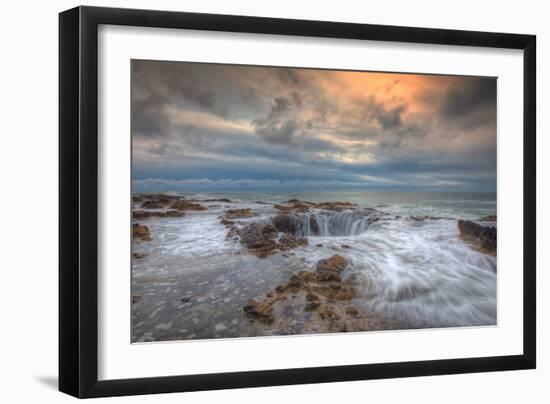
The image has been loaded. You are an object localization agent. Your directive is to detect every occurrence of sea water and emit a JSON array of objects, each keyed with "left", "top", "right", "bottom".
[{"left": 131, "top": 191, "right": 497, "bottom": 342}]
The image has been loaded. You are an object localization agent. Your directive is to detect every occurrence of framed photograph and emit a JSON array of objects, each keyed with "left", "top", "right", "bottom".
[{"left": 59, "top": 6, "right": 536, "bottom": 398}]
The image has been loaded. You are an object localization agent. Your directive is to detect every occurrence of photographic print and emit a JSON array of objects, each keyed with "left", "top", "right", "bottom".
[{"left": 131, "top": 60, "right": 497, "bottom": 343}]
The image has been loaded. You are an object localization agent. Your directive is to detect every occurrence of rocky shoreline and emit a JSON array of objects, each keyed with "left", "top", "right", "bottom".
[{"left": 131, "top": 192, "right": 497, "bottom": 337}]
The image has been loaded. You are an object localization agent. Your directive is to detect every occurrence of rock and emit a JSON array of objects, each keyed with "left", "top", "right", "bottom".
[
  {"left": 225, "top": 226, "right": 240, "bottom": 240},
  {"left": 458, "top": 220, "right": 497, "bottom": 256},
  {"left": 345, "top": 306, "right": 360, "bottom": 317},
  {"left": 306, "top": 292, "right": 319, "bottom": 301},
  {"left": 273, "top": 199, "right": 355, "bottom": 214},
  {"left": 298, "top": 271, "right": 317, "bottom": 283},
  {"left": 275, "top": 285, "right": 286, "bottom": 294},
  {"left": 132, "top": 223, "right": 151, "bottom": 241},
  {"left": 203, "top": 198, "right": 232, "bottom": 202},
  {"left": 316, "top": 270, "right": 342, "bottom": 283},
  {"left": 317, "top": 304, "right": 341, "bottom": 321},
  {"left": 239, "top": 223, "right": 279, "bottom": 258},
  {"left": 180, "top": 297, "right": 191, "bottom": 303},
  {"left": 223, "top": 208, "right": 256, "bottom": 219},
  {"left": 243, "top": 255, "right": 358, "bottom": 328},
  {"left": 278, "top": 233, "right": 308, "bottom": 249},
  {"left": 240, "top": 223, "right": 307, "bottom": 258},
  {"left": 141, "top": 201, "right": 165, "bottom": 209},
  {"left": 132, "top": 252, "right": 148, "bottom": 259},
  {"left": 240, "top": 223, "right": 277, "bottom": 248},
  {"left": 313, "top": 281, "right": 355, "bottom": 301},
  {"left": 274, "top": 200, "right": 312, "bottom": 213},
  {"left": 316, "top": 255, "right": 348, "bottom": 273},
  {"left": 286, "top": 275, "right": 302, "bottom": 292},
  {"left": 133, "top": 210, "right": 185, "bottom": 219},
  {"left": 316, "top": 201, "right": 354, "bottom": 211},
  {"left": 220, "top": 218, "right": 235, "bottom": 226},
  {"left": 132, "top": 295, "right": 142, "bottom": 304},
  {"left": 341, "top": 244, "right": 351, "bottom": 249},
  {"left": 410, "top": 215, "right": 443, "bottom": 221},
  {"left": 170, "top": 199, "right": 208, "bottom": 211},
  {"left": 161, "top": 210, "right": 186, "bottom": 217},
  {"left": 272, "top": 214, "right": 296, "bottom": 233},
  {"left": 305, "top": 301, "right": 321, "bottom": 311},
  {"left": 133, "top": 210, "right": 152, "bottom": 219},
  {"left": 243, "top": 299, "right": 274, "bottom": 324},
  {"left": 262, "top": 224, "right": 278, "bottom": 237},
  {"left": 478, "top": 215, "right": 497, "bottom": 222}
]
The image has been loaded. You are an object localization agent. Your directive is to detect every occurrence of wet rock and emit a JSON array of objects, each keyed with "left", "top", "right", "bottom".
[
  {"left": 243, "top": 299, "right": 274, "bottom": 324},
  {"left": 478, "top": 215, "right": 497, "bottom": 222},
  {"left": 240, "top": 223, "right": 307, "bottom": 258},
  {"left": 141, "top": 201, "right": 165, "bottom": 209},
  {"left": 225, "top": 226, "right": 240, "bottom": 241},
  {"left": 133, "top": 210, "right": 152, "bottom": 219},
  {"left": 274, "top": 199, "right": 356, "bottom": 214},
  {"left": 306, "top": 292, "right": 319, "bottom": 302},
  {"left": 316, "top": 201, "right": 354, "bottom": 211},
  {"left": 279, "top": 233, "right": 308, "bottom": 249},
  {"left": 239, "top": 223, "right": 278, "bottom": 258},
  {"left": 410, "top": 215, "right": 444, "bottom": 221},
  {"left": 220, "top": 218, "right": 235, "bottom": 226},
  {"left": 132, "top": 223, "right": 151, "bottom": 241},
  {"left": 132, "top": 295, "right": 142, "bottom": 304},
  {"left": 298, "top": 271, "right": 317, "bottom": 283},
  {"left": 244, "top": 254, "right": 358, "bottom": 331},
  {"left": 133, "top": 210, "right": 185, "bottom": 219},
  {"left": 180, "top": 297, "right": 191, "bottom": 303},
  {"left": 274, "top": 200, "right": 312, "bottom": 213},
  {"left": 317, "top": 304, "right": 341, "bottom": 321},
  {"left": 345, "top": 306, "right": 360, "bottom": 317},
  {"left": 272, "top": 214, "right": 296, "bottom": 233},
  {"left": 286, "top": 275, "right": 302, "bottom": 293},
  {"left": 170, "top": 199, "right": 208, "bottom": 211},
  {"left": 240, "top": 223, "right": 277, "bottom": 248},
  {"left": 316, "top": 270, "right": 342, "bottom": 283},
  {"left": 275, "top": 285, "right": 286, "bottom": 294},
  {"left": 341, "top": 244, "right": 351, "bottom": 249},
  {"left": 132, "top": 252, "right": 148, "bottom": 259},
  {"left": 458, "top": 220, "right": 497, "bottom": 256},
  {"left": 316, "top": 255, "right": 348, "bottom": 273},
  {"left": 262, "top": 224, "right": 278, "bottom": 237},
  {"left": 313, "top": 281, "right": 355, "bottom": 301},
  {"left": 305, "top": 301, "right": 321, "bottom": 311},
  {"left": 203, "top": 198, "right": 232, "bottom": 202},
  {"left": 223, "top": 208, "right": 256, "bottom": 219},
  {"left": 163, "top": 210, "right": 186, "bottom": 217}
]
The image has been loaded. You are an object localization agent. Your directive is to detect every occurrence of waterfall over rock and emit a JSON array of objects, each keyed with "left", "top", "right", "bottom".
[{"left": 271, "top": 211, "right": 377, "bottom": 237}]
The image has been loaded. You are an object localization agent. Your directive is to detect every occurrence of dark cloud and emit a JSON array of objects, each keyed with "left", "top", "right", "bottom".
[
  {"left": 253, "top": 96, "right": 304, "bottom": 144},
  {"left": 365, "top": 98, "right": 407, "bottom": 130},
  {"left": 440, "top": 77, "right": 496, "bottom": 120},
  {"left": 132, "top": 60, "right": 497, "bottom": 191}
]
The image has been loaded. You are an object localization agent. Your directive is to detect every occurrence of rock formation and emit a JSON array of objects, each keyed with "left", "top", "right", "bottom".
[
  {"left": 458, "top": 220, "right": 497, "bottom": 256},
  {"left": 132, "top": 223, "right": 151, "bottom": 241}
]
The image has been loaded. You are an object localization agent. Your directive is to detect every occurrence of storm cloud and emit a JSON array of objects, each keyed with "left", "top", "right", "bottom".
[{"left": 132, "top": 60, "right": 497, "bottom": 192}]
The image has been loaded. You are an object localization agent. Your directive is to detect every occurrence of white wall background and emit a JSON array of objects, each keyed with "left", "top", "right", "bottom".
[{"left": 0, "top": 0, "right": 546, "bottom": 402}]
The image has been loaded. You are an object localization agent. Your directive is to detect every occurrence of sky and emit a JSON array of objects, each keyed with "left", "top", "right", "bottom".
[{"left": 132, "top": 60, "right": 497, "bottom": 193}]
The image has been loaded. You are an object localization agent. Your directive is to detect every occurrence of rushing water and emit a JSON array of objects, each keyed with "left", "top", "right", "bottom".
[{"left": 131, "top": 191, "right": 497, "bottom": 342}]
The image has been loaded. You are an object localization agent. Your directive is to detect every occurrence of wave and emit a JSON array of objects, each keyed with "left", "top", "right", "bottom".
[{"left": 269, "top": 210, "right": 380, "bottom": 237}]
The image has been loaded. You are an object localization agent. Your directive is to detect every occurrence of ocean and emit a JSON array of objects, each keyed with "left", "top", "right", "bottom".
[{"left": 131, "top": 191, "right": 497, "bottom": 342}]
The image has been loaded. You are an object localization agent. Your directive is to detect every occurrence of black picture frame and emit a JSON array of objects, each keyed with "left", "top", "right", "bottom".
[{"left": 59, "top": 5, "right": 536, "bottom": 398}]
